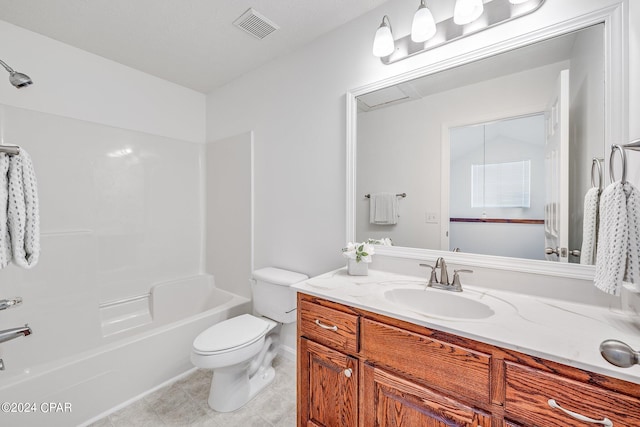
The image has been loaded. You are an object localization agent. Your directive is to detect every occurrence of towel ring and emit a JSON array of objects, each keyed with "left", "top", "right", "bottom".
[
  {"left": 609, "top": 144, "right": 627, "bottom": 184},
  {"left": 591, "top": 157, "right": 603, "bottom": 191}
]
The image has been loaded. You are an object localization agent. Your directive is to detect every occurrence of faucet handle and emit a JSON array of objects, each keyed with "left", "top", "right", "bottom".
[
  {"left": 419, "top": 263, "right": 438, "bottom": 286},
  {"left": 0, "top": 297, "right": 23, "bottom": 311},
  {"left": 451, "top": 269, "right": 473, "bottom": 291}
]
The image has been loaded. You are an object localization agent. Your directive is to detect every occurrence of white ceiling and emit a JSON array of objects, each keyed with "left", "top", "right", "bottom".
[{"left": 0, "top": 0, "right": 389, "bottom": 93}]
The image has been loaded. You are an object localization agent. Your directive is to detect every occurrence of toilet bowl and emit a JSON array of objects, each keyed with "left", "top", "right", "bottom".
[{"left": 191, "top": 267, "right": 308, "bottom": 412}]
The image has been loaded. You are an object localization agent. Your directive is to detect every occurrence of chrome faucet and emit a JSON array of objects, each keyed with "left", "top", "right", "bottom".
[
  {"left": 419, "top": 258, "right": 472, "bottom": 292},
  {"left": 436, "top": 257, "right": 449, "bottom": 286},
  {"left": 0, "top": 324, "right": 32, "bottom": 344}
]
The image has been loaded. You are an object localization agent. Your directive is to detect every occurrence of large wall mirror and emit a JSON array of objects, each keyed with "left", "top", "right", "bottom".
[{"left": 346, "top": 6, "right": 625, "bottom": 279}]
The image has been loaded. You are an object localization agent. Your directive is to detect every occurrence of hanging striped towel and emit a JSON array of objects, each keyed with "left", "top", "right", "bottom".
[
  {"left": 594, "top": 182, "right": 627, "bottom": 295},
  {"left": 0, "top": 153, "right": 11, "bottom": 268},
  {"left": 6, "top": 149, "right": 40, "bottom": 269},
  {"left": 624, "top": 182, "right": 640, "bottom": 288},
  {"left": 580, "top": 187, "right": 600, "bottom": 265}
]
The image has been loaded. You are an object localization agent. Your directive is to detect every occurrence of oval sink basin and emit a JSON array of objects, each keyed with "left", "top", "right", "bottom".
[{"left": 384, "top": 288, "right": 495, "bottom": 320}]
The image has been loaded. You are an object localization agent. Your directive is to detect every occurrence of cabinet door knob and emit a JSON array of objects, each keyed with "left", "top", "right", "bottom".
[
  {"left": 314, "top": 319, "right": 338, "bottom": 331},
  {"left": 547, "top": 399, "right": 613, "bottom": 426},
  {"left": 343, "top": 368, "right": 353, "bottom": 378}
]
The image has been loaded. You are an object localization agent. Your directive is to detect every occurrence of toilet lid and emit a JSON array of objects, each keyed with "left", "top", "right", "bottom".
[{"left": 193, "top": 314, "right": 271, "bottom": 354}]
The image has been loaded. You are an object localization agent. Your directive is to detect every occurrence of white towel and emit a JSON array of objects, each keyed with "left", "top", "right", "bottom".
[
  {"left": 624, "top": 182, "right": 640, "bottom": 288},
  {"left": 594, "top": 182, "right": 627, "bottom": 295},
  {"left": 369, "top": 193, "right": 398, "bottom": 225},
  {"left": 0, "top": 153, "right": 11, "bottom": 268},
  {"left": 580, "top": 187, "right": 600, "bottom": 265},
  {"left": 6, "top": 149, "right": 40, "bottom": 269}
]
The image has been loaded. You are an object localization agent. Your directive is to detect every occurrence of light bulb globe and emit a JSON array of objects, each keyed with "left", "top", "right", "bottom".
[
  {"left": 411, "top": 6, "right": 437, "bottom": 43},
  {"left": 453, "top": 0, "right": 484, "bottom": 25},
  {"left": 372, "top": 19, "right": 395, "bottom": 57}
]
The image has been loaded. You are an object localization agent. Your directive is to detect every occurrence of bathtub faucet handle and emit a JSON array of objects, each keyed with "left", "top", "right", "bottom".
[{"left": 0, "top": 297, "right": 23, "bottom": 311}]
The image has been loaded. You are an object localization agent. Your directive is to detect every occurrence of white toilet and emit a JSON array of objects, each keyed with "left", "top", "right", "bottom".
[{"left": 191, "top": 267, "right": 308, "bottom": 412}]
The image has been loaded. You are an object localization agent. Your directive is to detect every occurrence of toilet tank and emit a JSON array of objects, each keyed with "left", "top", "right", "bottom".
[{"left": 252, "top": 267, "right": 308, "bottom": 324}]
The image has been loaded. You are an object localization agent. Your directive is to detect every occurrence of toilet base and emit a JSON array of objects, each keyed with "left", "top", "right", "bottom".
[{"left": 208, "top": 364, "right": 276, "bottom": 412}]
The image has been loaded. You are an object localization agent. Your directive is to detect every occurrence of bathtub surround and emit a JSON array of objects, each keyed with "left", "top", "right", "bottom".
[
  {"left": 0, "top": 105, "right": 211, "bottom": 427},
  {"left": 0, "top": 276, "right": 250, "bottom": 427}
]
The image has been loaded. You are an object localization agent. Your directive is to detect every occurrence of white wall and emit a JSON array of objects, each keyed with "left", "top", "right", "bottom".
[
  {"left": 0, "top": 20, "right": 205, "bottom": 143},
  {"left": 206, "top": 132, "right": 253, "bottom": 298},
  {"left": 0, "top": 104, "right": 204, "bottom": 377},
  {"left": 627, "top": 2, "right": 640, "bottom": 185},
  {"left": 206, "top": 0, "right": 628, "bottom": 280},
  {"left": 568, "top": 25, "right": 605, "bottom": 256}
]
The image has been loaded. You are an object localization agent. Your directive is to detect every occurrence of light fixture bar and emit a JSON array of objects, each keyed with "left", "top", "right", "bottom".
[{"left": 380, "top": 0, "right": 545, "bottom": 65}]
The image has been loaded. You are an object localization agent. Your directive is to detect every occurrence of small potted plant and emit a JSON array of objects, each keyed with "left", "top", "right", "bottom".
[{"left": 342, "top": 241, "right": 375, "bottom": 276}]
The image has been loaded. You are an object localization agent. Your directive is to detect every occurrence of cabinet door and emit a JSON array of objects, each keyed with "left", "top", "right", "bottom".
[
  {"left": 362, "top": 363, "right": 492, "bottom": 427},
  {"left": 299, "top": 337, "right": 358, "bottom": 427}
]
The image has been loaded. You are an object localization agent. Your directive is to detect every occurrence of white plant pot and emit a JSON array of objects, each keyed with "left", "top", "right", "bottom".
[{"left": 347, "top": 259, "right": 369, "bottom": 276}]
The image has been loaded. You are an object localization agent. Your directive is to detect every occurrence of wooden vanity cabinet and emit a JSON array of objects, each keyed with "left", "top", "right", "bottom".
[
  {"left": 362, "top": 364, "right": 492, "bottom": 426},
  {"left": 297, "top": 293, "right": 640, "bottom": 427},
  {"left": 299, "top": 337, "right": 358, "bottom": 427}
]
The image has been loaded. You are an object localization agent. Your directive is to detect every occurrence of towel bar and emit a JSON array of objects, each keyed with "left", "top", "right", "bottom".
[
  {"left": 591, "top": 157, "right": 604, "bottom": 191},
  {"left": 0, "top": 145, "right": 20, "bottom": 155},
  {"left": 365, "top": 192, "right": 406, "bottom": 198},
  {"left": 609, "top": 139, "right": 640, "bottom": 184}
]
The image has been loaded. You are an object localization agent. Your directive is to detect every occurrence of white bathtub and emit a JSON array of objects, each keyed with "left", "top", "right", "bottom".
[{"left": 0, "top": 275, "right": 251, "bottom": 427}]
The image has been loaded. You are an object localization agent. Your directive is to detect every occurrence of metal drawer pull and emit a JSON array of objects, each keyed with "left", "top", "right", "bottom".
[
  {"left": 314, "top": 319, "right": 338, "bottom": 331},
  {"left": 343, "top": 368, "right": 353, "bottom": 378},
  {"left": 548, "top": 399, "right": 613, "bottom": 426}
]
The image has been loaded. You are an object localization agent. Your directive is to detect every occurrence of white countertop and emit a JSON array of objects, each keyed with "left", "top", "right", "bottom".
[{"left": 292, "top": 268, "right": 640, "bottom": 385}]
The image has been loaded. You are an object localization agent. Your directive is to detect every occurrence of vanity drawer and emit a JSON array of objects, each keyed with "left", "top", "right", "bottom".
[
  {"left": 299, "top": 300, "right": 359, "bottom": 354},
  {"left": 361, "top": 318, "right": 491, "bottom": 404},
  {"left": 505, "top": 362, "right": 640, "bottom": 427}
]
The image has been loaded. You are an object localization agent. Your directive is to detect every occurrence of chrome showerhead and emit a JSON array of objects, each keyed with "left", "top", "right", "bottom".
[
  {"left": 0, "top": 59, "right": 33, "bottom": 88},
  {"left": 8, "top": 71, "right": 32, "bottom": 88}
]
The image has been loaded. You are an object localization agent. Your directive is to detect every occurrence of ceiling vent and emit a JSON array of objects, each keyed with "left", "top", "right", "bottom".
[{"left": 233, "top": 8, "right": 279, "bottom": 40}]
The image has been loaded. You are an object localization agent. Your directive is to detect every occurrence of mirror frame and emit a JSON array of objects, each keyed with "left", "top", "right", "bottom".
[{"left": 346, "top": 4, "right": 626, "bottom": 280}]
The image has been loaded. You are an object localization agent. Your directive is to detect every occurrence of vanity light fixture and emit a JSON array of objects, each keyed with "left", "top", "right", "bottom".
[
  {"left": 411, "top": 0, "right": 437, "bottom": 43},
  {"left": 372, "top": 16, "right": 395, "bottom": 57},
  {"left": 373, "top": 0, "right": 546, "bottom": 64},
  {"left": 453, "top": 0, "right": 484, "bottom": 25}
]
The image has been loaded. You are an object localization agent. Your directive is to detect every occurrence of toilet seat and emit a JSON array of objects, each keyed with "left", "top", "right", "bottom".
[{"left": 192, "top": 314, "right": 273, "bottom": 356}]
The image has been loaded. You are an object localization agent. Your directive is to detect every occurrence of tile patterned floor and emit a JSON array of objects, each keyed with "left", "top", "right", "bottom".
[{"left": 89, "top": 356, "right": 296, "bottom": 427}]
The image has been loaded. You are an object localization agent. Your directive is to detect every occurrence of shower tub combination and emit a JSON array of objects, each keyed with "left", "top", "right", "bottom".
[{"left": 0, "top": 275, "right": 250, "bottom": 427}]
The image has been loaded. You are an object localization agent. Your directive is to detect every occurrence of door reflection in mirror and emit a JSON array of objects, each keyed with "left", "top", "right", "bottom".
[{"left": 449, "top": 114, "right": 545, "bottom": 260}]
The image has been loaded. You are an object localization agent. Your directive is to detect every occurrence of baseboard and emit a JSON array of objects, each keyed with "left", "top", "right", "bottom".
[{"left": 278, "top": 344, "right": 296, "bottom": 362}]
